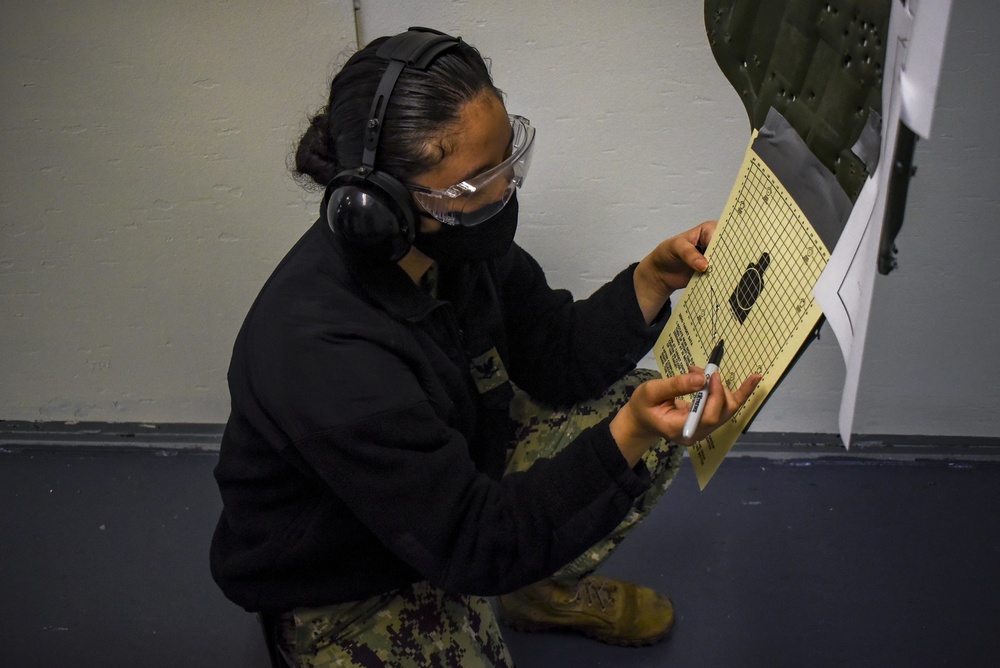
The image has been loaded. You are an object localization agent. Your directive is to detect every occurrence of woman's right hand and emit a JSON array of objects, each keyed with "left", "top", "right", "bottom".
[{"left": 609, "top": 370, "right": 761, "bottom": 467}]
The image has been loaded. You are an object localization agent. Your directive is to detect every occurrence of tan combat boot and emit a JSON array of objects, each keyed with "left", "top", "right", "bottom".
[{"left": 497, "top": 575, "right": 674, "bottom": 647}]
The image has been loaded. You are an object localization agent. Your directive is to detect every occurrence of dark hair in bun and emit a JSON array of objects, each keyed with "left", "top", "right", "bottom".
[{"left": 292, "top": 34, "right": 503, "bottom": 190}]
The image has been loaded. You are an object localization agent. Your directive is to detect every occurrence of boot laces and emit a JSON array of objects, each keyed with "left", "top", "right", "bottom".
[{"left": 571, "top": 579, "right": 617, "bottom": 611}]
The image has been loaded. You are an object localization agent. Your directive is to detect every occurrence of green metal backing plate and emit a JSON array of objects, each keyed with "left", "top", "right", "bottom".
[{"left": 705, "top": 0, "right": 890, "bottom": 202}]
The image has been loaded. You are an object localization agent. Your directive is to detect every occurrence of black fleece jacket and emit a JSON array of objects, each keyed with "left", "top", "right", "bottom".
[{"left": 210, "top": 214, "right": 669, "bottom": 613}]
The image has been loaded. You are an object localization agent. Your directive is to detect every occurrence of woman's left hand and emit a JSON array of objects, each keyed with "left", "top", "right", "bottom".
[{"left": 633, "top": 220, "right": 716, "bottom": 324}]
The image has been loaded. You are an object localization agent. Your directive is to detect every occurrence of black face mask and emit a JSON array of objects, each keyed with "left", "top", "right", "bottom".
[{"left": 413, "top": 195, "right": 519, "bottom": 262}]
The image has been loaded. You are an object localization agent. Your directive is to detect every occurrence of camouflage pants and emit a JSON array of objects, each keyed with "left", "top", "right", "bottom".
[
  {"left": 277, "top": 368, "right": 682, "bottom": 667},
  {"left": 276, "top": 581, "right": 512, "bottom": 667},
  {"left": 504, "top": 367, "right": 683, "bottom": 582}
]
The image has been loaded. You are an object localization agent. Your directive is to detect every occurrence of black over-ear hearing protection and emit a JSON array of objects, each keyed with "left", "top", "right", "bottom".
[{"left": 325, "top": 27, "right": 462, "bottom": 261}]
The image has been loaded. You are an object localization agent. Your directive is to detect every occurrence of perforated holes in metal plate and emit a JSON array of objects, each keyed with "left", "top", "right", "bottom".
[{"left": 704, "top": 0, "right": 890, "bottom": 202}]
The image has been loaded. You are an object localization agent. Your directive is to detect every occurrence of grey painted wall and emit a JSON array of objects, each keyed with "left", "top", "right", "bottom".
[{"left": 2, "top": 0, "right": 997, "bottom": 439}]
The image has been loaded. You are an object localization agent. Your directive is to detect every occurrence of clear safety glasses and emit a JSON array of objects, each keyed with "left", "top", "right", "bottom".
[{"left": 406, "top": 115, "right": 535, "bottom": 227}]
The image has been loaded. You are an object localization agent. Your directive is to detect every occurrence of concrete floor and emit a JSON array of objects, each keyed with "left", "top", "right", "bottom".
[{"left": 1, "top": 434, "right": 998, "bottom": 667}]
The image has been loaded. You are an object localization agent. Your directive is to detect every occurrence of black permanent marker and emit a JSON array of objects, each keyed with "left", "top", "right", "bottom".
[{"left": 682, "top": 340, "right": 725, "bottom": 440}]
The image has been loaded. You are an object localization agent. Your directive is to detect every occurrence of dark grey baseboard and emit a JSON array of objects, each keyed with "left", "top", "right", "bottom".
[
  {"left": 0, "top": 420, "right": 225, "bottom": 452},
  {"left": 1, "top": 420, "right": 999, "bottom": 461},
  {"left": 732, "top": 431, "right": 1000, "bottom": 462}
]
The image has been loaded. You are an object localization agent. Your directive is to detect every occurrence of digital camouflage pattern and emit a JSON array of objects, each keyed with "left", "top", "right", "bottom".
[
  {"left": 278, "top": 368, "right": 682, "bottom": 666},
  {"left": 279, "top": 581, "right": 512, "bottom": 667},
  {"left": 505, "top": 368, "right": 682, "bottom": 581}
]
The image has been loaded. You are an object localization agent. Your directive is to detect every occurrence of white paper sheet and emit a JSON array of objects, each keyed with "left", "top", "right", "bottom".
[
  {"left": 813, "top": 0, "right": 951, "bottom": 448},
  {"left": 900, "top": 0, "right": 953, "bottom": 138}
]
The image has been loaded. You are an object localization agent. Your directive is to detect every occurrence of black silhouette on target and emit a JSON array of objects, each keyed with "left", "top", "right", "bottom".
[{"left": 729, "top": 252, "right": 770, "bottom": 324}]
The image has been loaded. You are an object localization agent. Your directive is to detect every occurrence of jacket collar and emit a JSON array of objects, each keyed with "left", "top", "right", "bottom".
[{"left": 318, "top": 213, "right": 443, "bottom": 323}]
